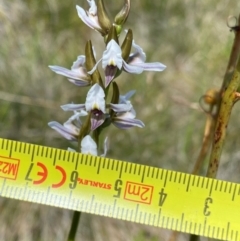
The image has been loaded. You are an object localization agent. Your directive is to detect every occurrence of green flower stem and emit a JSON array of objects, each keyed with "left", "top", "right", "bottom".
[
  {"left": 67, "top": 113, "right": 92, "bottom": 241},
  {"left": 187, "top": 17, "right": 240, "bottom": 241},
  {"left": 205, "top": 18, "right": 240, "bottom": 241},
  {"left": 189, "top": 234, "right": 200, "bottom": 241},
  {"left": 206, "top": 15, "right": 240, "bottom": 179},
  {"left": 207, "top": 56, "right": 240, "bottom": 178},
  {"left": 67, "top": 211, "right": 81, "bottom": 241},
  {"left": 207, "top": 15, "right": 240, "bottom": 178}
]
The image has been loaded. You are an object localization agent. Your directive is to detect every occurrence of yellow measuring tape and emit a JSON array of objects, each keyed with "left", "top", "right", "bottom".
[{"left": 0, "top": 137, "right": 239, "bottom": 240}]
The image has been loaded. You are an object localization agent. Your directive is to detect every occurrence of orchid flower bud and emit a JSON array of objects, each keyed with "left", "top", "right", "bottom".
[
  {"left": 114, "top": 0, "right": 130, "bottom": 35},
  {"left": 81, "top": 135, "right": 98, "bottom": 156},
  {"left": 97, "top": 0, "right": 111, "bottom": 36},
  {"left": 76, "top": 1, "right": 105, "bottom": 35},
  {"left": 106, "top": 25, "right": 118, "bottom": 45}
]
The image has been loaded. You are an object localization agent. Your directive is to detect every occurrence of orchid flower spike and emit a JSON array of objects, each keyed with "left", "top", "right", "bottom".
[
  {"left": 61, "top": 83, "right": 106, "bottom": 130},
  {"left": 88, "top": 39, "right": 166, "bottom": 87},
  {"left": 49, "top": 56, "right": 91, "bottom": 87}
]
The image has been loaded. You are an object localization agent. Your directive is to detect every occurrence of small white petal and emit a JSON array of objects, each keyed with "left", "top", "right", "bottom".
[
  {"left": 118, "top": 111, "right": 136, "bottom": 119},
  {"left": 122, "top": 60, "right": 143, "bottom": 74},
  {"left": 49, "top": 66, "right": 85, "bottom": 80},
  {"left": 67, "top": 78, "right": 90, "bottom": 87},
  {"left": 113, "top": 117, "right": 145, "bottom": 129},
  {"left": 87, "top": 0, "right": 97, "bottom": 15},
  {"left": 63, "top": 122, "right": 80, "bottom": 136},
  {"left": 126, "top": 40, "right": 166, "bottom": 72},
  {"left": 71, "top": 55, "right": 86, "bottom": 69},
  {"left": 128, "top": 40, "right": 146, "bottom": 63},
  {"left": 61, "top": 103, "right": 86, "bottom": 111},
  {"left": 110, "top": 103, "right": 132, "bottom": 112},
  {"left": 81, "top": 135, "right": 98, "bottom": 156},
  {"left": 130, "top": 62, "right": 166, "bottom": 72}
]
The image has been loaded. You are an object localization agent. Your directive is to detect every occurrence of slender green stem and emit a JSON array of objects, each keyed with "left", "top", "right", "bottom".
[
  {"left": 67, "top": 211, "right": 81, "bottom": 241},
  {"left": 188, "top": 16, "right": 240, "bottom": 241},
  {"left": 67, "top": 113, "right": 91, "bottom": 241},
  {"left": 207, "top": 55, "right": 240, "bottom": 178},
  {"left": 189, "top": 234, "right": 200, "bottom": 241},
  {"left": 206, "top": 15, "right": 240, "bottom": 179}
]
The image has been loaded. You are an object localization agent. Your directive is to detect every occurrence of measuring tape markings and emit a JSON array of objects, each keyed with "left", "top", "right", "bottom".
[
  {"left": 0, "top": 139, "right": 234, "bottom": 234},
  {"left": 0, "top": 138, "right": 240, "bottom": 240}
]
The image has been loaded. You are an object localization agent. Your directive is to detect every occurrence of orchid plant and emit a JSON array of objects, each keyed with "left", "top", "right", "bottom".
[{"left": 48, "top": 0, "right": 166, "bottom": 240}]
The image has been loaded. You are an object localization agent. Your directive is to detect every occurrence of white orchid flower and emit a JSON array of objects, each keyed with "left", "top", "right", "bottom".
[
  {"left": 88, "top": 39, "right": 166, "bottom": 87},
  {"left": 110, "top": 90, "right": 145, "bottom": 129},
  {"left": 49, "top": 55, "right": 90, "bottom": 87},
  {"left": 61, "top": 84, "right": 106, "bottom": 130},
  {"left": 76, "top": 1, "right": 103, "bottom": 34},
  {"left": 126, "top": 40, "right": 166, "bottom": 72},
  {"left": 48, "top": 110, "right": 88, "bottom": 141}
]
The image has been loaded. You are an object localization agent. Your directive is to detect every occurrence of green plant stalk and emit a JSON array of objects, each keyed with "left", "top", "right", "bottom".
[
  {"left": 188, "top": 19, "right": 240, "bottom": 241},
  {"left": 66, "top": 113, "right": 92, "bottom": 241},
  {"left": 206, "top": 56, "right": 240, "bottom": 178},
  {"left": 67, "top": 211, "right": 81, "bottom": 241}
]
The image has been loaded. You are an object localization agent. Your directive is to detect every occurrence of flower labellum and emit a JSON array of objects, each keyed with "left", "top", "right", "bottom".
[{"left": 86, "top": 83, "right": 106, "bottom": 130}]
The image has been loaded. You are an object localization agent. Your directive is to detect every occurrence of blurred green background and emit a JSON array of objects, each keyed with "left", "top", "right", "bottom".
[{"left": 1, "top": 0, "right": 240, "bottom": 240}]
